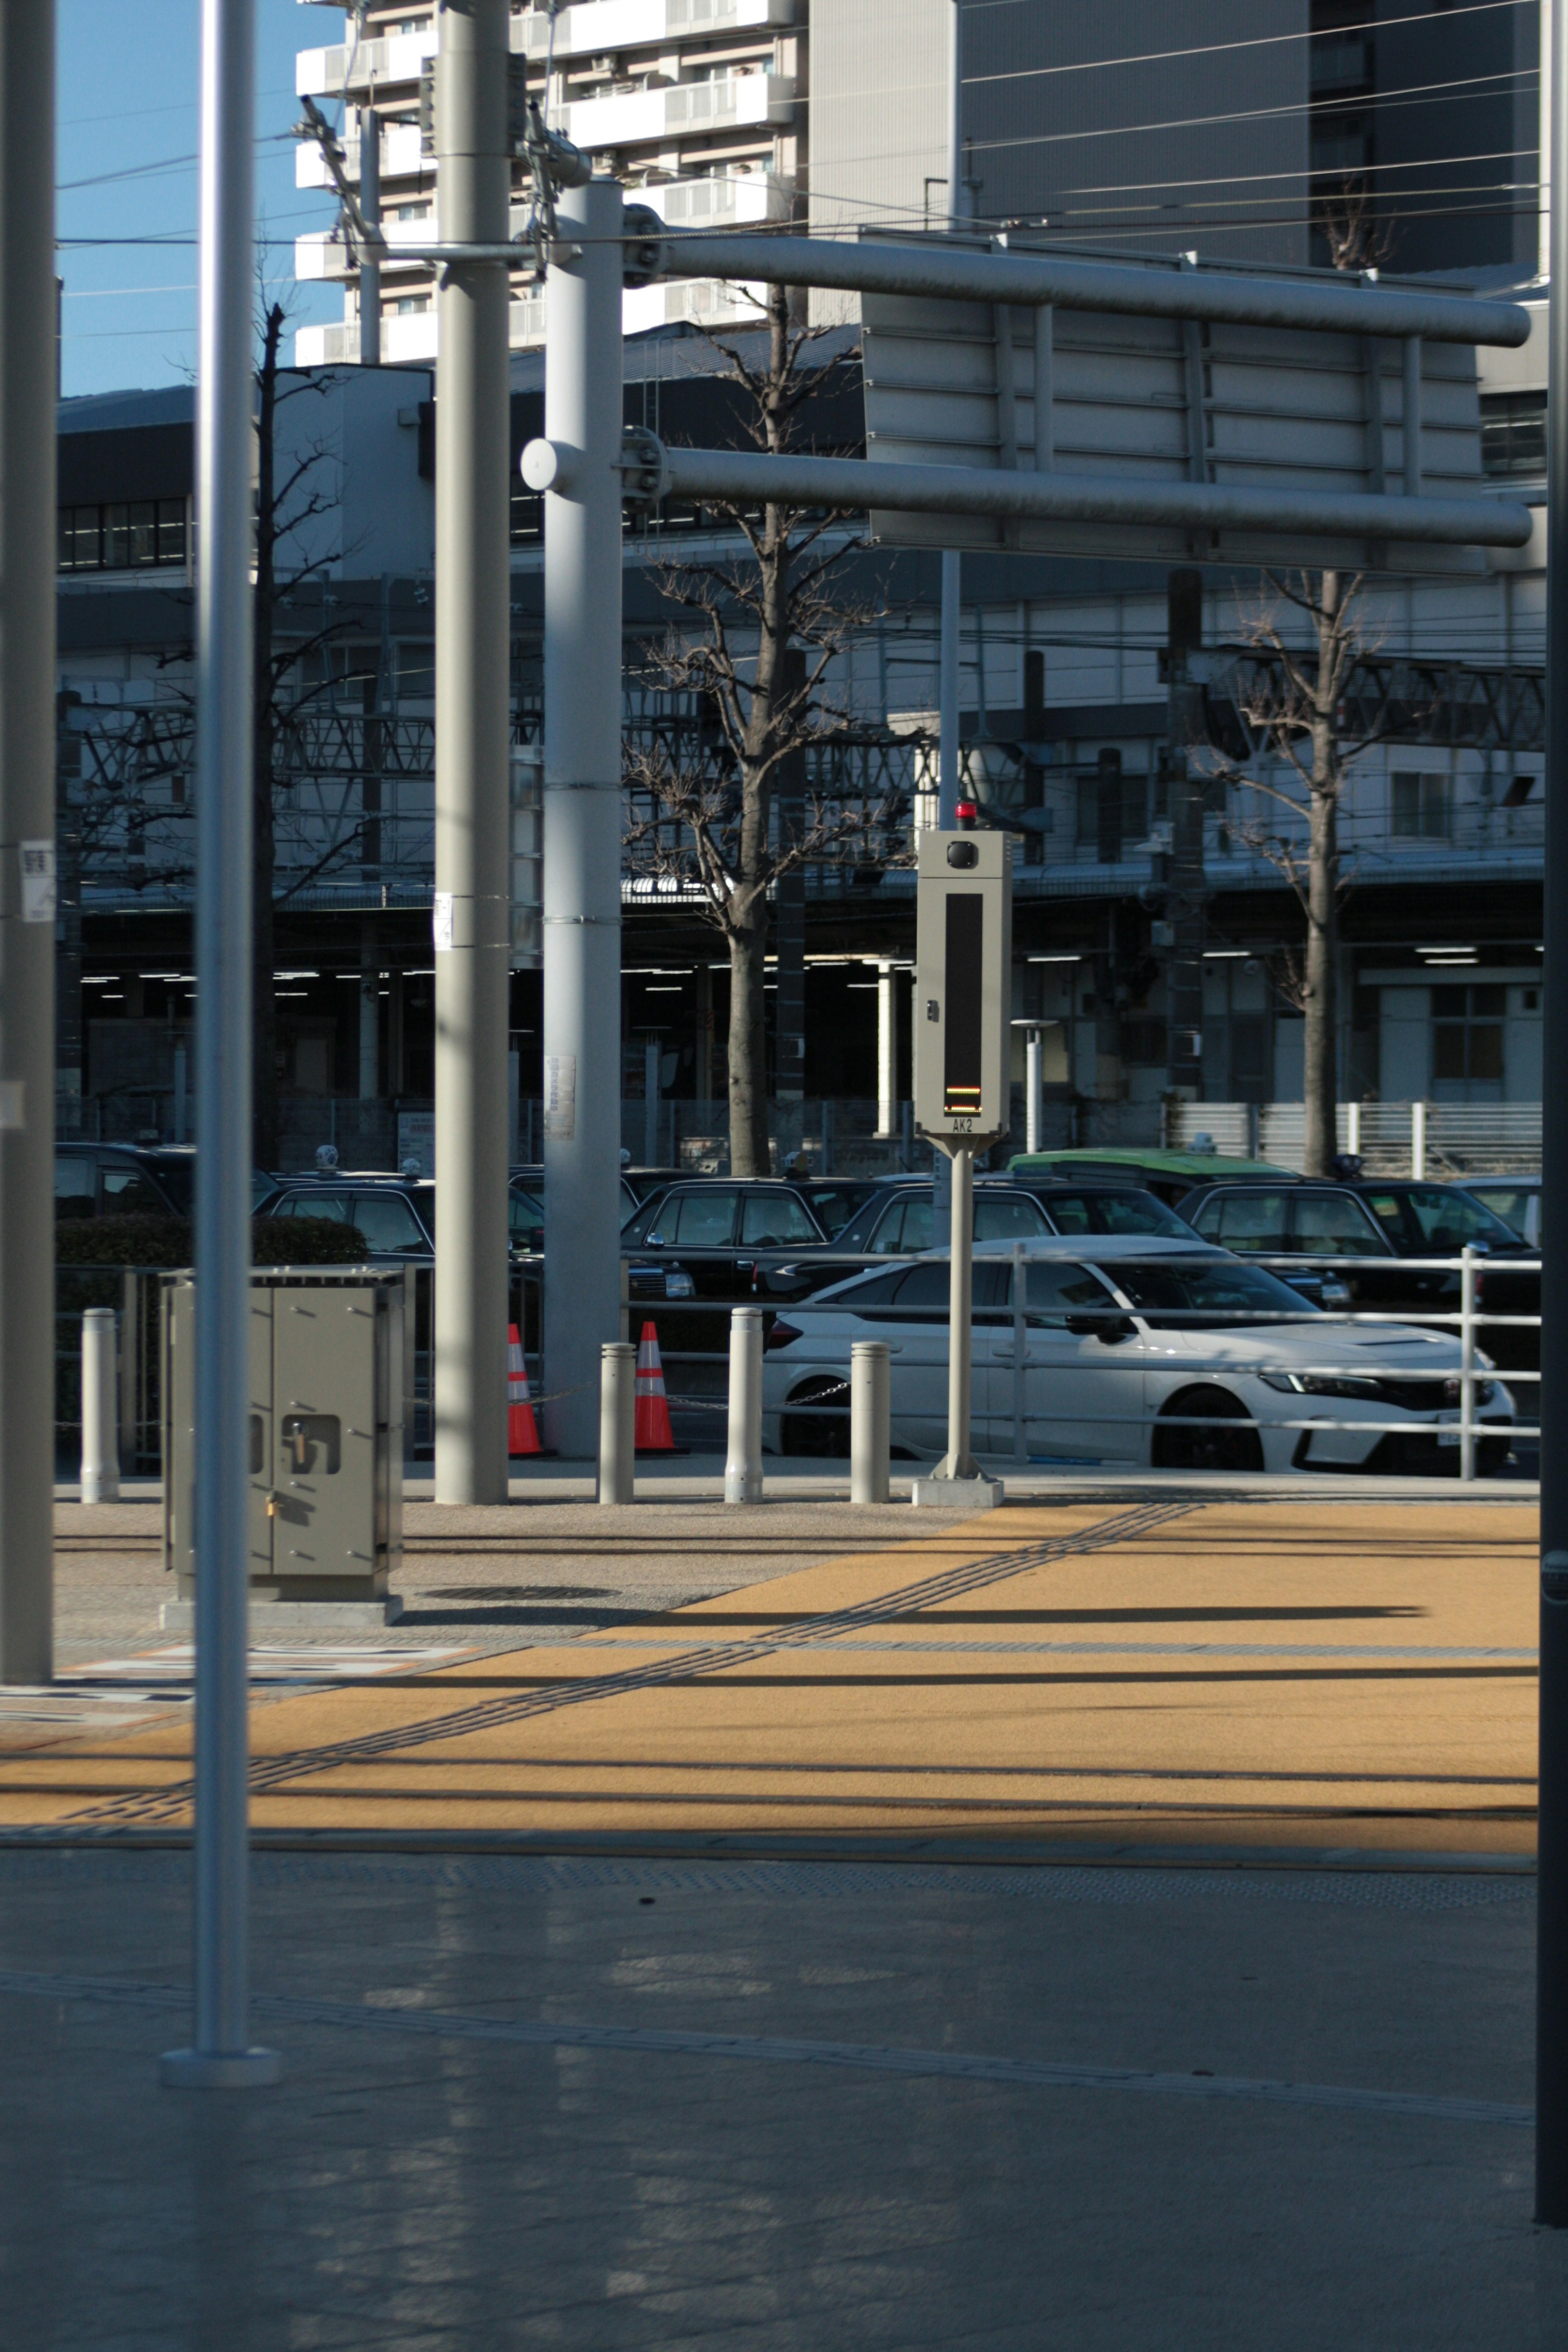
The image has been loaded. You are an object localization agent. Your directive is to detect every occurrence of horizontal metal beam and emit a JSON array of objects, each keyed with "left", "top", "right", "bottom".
[
  {"left": 521, "top": 437, "right": 1534, "bottom": 551},
  {"left": 653, "top": 233, "right": 1530, "bottom": 349}
]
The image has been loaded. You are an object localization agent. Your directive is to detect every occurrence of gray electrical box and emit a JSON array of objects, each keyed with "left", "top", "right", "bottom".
[
  {"left": 913, "top": 828, "right": 1015, "bottom": 1151},
  {"left": 161, "top": 1269, "right": 405, "bottom": 1608}
]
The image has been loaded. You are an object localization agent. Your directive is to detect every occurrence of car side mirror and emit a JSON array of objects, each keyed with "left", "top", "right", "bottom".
[{"left": 1065, "top": 1311, "right": 1135, "bottom": 1342}]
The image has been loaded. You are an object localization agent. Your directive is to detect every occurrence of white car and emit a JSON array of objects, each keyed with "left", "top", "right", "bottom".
[{"left": 761, "top": 1234, "right": 1516, "bottom": 1474}]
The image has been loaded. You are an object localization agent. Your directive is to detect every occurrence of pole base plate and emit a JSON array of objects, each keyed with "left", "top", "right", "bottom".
[
  {"left": 911, "top": 1474, "right": 1004, "bottom": 1510},
  {"left": 159, "top": 2046, "right": 283, "bottom": 2091}
]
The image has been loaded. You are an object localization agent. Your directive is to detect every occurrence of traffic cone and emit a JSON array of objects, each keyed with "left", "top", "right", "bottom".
[
  {"left": 634, "top": 1320, "right": 677, "bottom": 1452},
  {"left": 507, "top": 1323, "right": 542, "bottom": 1456}
]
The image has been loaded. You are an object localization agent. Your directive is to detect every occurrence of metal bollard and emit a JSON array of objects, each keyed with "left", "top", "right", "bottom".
[
  {"left": 850, "top": 1341, "right": 890, "bottom": 1505},
  {"left": 725, "top": 1307, "right": 764, "bottom": 1505},
  {"left": 598, "top": 1341, "right": 636, "bottom": 1505},
  {"left": 80, "top": 1307, "right": 120, "bottom": 1505}
]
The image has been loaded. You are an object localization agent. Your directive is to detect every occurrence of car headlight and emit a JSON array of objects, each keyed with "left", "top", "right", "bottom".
[
  {"left": 1320, "top": 1279, "right": 1351, "bottom": 1308},
  {"left": 664, "top": 1270, "right": 695, "bottom": 1300},
  {"left": 1259, "top": 1371, "right": 1303, "bottom": 1393},
  {"left": 1259, "top": 1371, "right": 1378, "bottom": 1399}
]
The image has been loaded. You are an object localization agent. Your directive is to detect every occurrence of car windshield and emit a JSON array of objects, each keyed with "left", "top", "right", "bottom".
[
  {"left": 1401, "top": 1185, "right": 1522, "bottom": 1252},
  {"left": 803, "top": 1185, "right": 875, "bottom": 1238},
  {"left": 1101, "top": 1256, "right": 1318, "bottom": 1327},
  {"left": 1468, "top": 1185, "right": 1535, "bottom": 1240},
  {"left": 1044, "top": 1189, "right": 1192, "bottom": 1238}
]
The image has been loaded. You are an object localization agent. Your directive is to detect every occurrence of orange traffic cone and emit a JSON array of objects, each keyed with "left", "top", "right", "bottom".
[
  {"left": 634, "top": 1320, "right": 676, "bottom": 1452},
  {"left": 507, "top": 1323, "right": 541, "bottom": 1456}
]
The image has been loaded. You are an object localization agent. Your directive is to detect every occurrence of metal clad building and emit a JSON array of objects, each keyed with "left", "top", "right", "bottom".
[{"left": 809, "top": 0, "right": 1312, "bottom": 279}]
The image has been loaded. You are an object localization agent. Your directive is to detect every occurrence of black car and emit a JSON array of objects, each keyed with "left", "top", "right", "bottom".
[
  {"left": 56, "top": 1141, "right": 199, "bottom": 1221},
  {"left": 742, "top": 1176, "right": 1368, "bottom": 1311},
  {"left": 1179, "top": 1178, "right": 1539, "bottom": 1370},
  {"left": 621, "top": 1179, "right": 834, "bottom": 1312},
  {"left": 260, "top": 1170, "right": 554, "bottom": 1258}
]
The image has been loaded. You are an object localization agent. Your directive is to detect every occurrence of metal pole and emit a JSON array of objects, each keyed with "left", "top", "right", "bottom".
[
  {"left": 0, "top": 0, "right": 57, "bottom": 1686},
  {"left": 1025, "top": 1025, "right": 1042, "bottom": 1153},
  {"left": 433, "top": 0, "right": 511, "bottom": 1506},
  {"left": 876, "top": 960, "right": 897, "bottom": 1137},
  {"left": 1537, "top": 0, "right": 1568, "bottom": 2225},
  {"left": 1459, "top": 1245, "right": 1477, "bottom": 1483},
  {"left": 1411, "top": 1097, "right": 1428, "bottom": 1179},
  {"left": 937, "top": 0, "right": 964, "bottom": 833},
  {"left": 724, "top": 1307, "right": 764, "bottom": 1504},
  {"left": 541, "top": 177, "right": 625, "bottom": 1459},
  {"left": 358, "top": 104, "right": 381, "bottom": 367},
  {"left": 160, "top": 0, "right": 277, "bottom": 2091},
  {"left": 850, "top": 1341, "right": 890, "bottom": 1504},
  {"left": 598, "top": 1341, "right": 635, "bottom": 1506},
  {"left": 938, "top": 1145, "right": 980, "bottom": 1478},
  {"left": 80, "top": 1309, "right": 118, "bottom": 1506},
  {"left": 644, "top": 1040, "right": 660, "bottom": 1168}
]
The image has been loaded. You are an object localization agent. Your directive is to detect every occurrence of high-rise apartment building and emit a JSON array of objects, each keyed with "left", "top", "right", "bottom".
[{"left": 294, "top": 0, "right": 805, "bottom": 366}]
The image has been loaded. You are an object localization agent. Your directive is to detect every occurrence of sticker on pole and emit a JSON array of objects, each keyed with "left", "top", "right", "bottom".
[
  {"left": 19, "top": 842, "right": 55, "bottom": 925},
  {"left": 544, "top": 1054, "right": 577, "bottom": 1143},
  {"left": 913, "top": 829, "right": 1013, "bottom": 1149},
  {"left": 432, "top": 892, "right": 454, "bottom": 951}
]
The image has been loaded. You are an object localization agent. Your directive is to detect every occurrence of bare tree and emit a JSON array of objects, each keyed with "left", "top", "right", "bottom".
[
  {"left": 1314, "top": 178, "right": 1396, "bottom": 275},
  {"left": 1203, "top": 571, "right": 1387, "bottom": 1177},
  {"left": 621, "top": 283, "right": 897, "bottom": 1175}
]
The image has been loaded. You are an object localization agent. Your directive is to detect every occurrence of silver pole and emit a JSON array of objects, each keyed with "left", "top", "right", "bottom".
[
  {"left": 876, "top": 960, "right": 896, "bottom": 1136},
  {"left": 1025, "top": 1025, "right": 1042, "bottom": 1153},
  {"left": 598, "top": 1341, "right": 635, "bottom": 1506},
  {"left": 160, "top": 0, "right": 277, "bottom": 2091},
  {"left": 80, "top": 1309, "right": 118, "bottom": 1506},
  {"left": 1459, "top": 1245, "right": 1477, "bottom": 1483},
  {"left": 358, "top": 103, "right": 381, "bottom": 368},
  {"left": 937, "top": 0, "right": 964, "bottom": 832},
  {"left": 0, "top": 0, "right": 57, "bottom": 1685},
  {"left": 433, "top": 0, "right": 511, "bottom": 1506},
  {"left": 850, "top": 1341, "right": 890, "bottom": 1505},
  {"left": 541, "top": 177, "right": 625, "bottom": 1459},
  {"left": 938, "top": 1145, "right": 980, "bottom": 1478},
  {"left": 724, "top": 1307, "right": 764, "bottom": 1504}
]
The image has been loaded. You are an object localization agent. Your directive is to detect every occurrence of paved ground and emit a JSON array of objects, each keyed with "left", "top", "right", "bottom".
[
  {"left": 3, "top": 1483, "right": 1560, "bottom": 2345},
  {"left": 4, "top": 1493, "right": 1540, "bottom": 1858},
  {"left": 0, "top": 1846, "right": 1563, "bottom": 2349}
]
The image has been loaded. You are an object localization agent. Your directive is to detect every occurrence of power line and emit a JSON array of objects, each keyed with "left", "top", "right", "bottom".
[{"left": 956, "top": 0, "right": 1532, "bottom": 85}]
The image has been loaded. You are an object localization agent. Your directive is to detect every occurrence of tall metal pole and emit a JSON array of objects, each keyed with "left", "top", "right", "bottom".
[
  {"left": 937, "top": 0, "right": 964, "bottom": 831},
  {"left": 1537, "top": 0, "right": 1568, "bottom": 2227},
  {"left": 938, "top": 1143, "right": 979, "bottom": 1479},
  {"left": 433, "top": 0, "right": 511, "bottom": 1505},
  {"left": 541, "top": 177, "right": 625, "bottom": 1459},
  {"left": 358, "top": 104, "right": 381, "bottom": 367},
  {"left": 0, "top": 0, "right": 58, "bottom": 1686},
  {"left": 1163, "top": 568, "right": 1206, "bottom": 1100},
  {"left": 160, "top": 0, "right": 277, "bottom": 2090}
]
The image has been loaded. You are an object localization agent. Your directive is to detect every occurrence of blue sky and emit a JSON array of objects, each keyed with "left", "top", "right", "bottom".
[{"left": 57, "top": 0, "right": 347, "bottom": 399}]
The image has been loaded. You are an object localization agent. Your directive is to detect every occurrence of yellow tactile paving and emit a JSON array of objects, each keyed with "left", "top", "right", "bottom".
[{"left": 0, "top": 1500, "right": 1540, "bottom": 1855}]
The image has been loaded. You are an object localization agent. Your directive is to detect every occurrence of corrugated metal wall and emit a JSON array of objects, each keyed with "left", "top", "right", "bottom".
[{"left": 809, "top": 0, "right": 1312, "bottom": 277}]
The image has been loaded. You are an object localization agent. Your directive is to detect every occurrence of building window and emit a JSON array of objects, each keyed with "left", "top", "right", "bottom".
[
  {"left": 1391, "top": 771, "right": 1451, "bottom": 840},
  {"left": 395, "top": 295, "right": 430, "bottom": 315},
  {"left": 1432, "top": 983, "right": 1505, "bottom": 1098},
  {"left": 1480, "top": 391, "right": 1546, "bottom": 477},
  {"left": 57, "top": 497, "right": 187, "bottom": 574}
]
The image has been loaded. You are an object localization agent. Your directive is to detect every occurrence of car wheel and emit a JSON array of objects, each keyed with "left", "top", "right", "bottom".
[
  {"left": 1151, "top": 1386, "right": 1265, "bottom": 1474},
  {"left": 781, "top": 1375, "right": 851, "bottom": 1458}
]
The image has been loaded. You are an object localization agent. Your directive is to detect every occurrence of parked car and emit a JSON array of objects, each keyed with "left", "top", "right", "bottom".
[
  {"left": 761, "top": 1235, "right": 1515, "bottom": 1475},
  {"left": 1008, "top": 1147, "right": 1298, "bottom": 1211},
  {"left": 1178, "top": 1177, "right": 1539, "bottom": 1371},
  {"left": 261, "top": 1169, "right": 554, "bottom": 1257},
  {"left": 1459, "top": 1176, "right": 1540, "bottom": 1248},
  {"left": 620, "top": 1178, "right": 836, "bottom": 1309},
  {"left": 55, "top": 1141, "right": 200, "bottom": 1221},
  {"left": 513, "top": 1164, "right": 641, "bottom": 1224},
  {"left": 751, "top": 1177, "right": 1350, "bottom": 1313}
]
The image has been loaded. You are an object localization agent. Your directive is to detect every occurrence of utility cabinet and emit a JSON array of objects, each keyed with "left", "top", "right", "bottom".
[{"left": 162, "top": 1270, "right": 404, "bottom": 1606}]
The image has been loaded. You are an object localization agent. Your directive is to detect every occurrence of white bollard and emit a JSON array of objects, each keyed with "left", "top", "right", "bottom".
[
  {"left": 80, "top": 1306, "right": 119, "bottom": 1505},
  {"left": 598, "top": 1341, "right": 636, "bottom": 1506},
  {"left": 850, "top": 1341, "right": 890, "bottom": 1505},
  {"left": 725, "top": 1307, "right": 764, "bottom": 1505},
  {"left": 1411, "top": 1098, "right": 1428, "bottom": 1180},
  {"left": 1459, "top": 1244, "right": 1477, "bottom": 1483}
]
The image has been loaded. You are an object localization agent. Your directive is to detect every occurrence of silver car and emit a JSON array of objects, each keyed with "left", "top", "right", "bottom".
[{"left": 761, "top": 1234, "right": 1515, "bottom": 1474}]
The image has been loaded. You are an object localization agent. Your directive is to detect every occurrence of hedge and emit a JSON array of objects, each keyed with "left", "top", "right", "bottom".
[{"left": 55, "top": 1215, "right": 370, "bottom": 1269}]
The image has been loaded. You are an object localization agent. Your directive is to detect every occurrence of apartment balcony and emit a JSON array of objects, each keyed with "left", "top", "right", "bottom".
[
  {"left": 295, "top": 310, "right": 438, "bottom": 367},
  {"left": 517, "top": 0, "right": 793, "bottom": 56},
  {"left": 296, "top": 24, "right": 436, "bottom": 100},
  {"left": 562, "top": 68, "right": 794, "bottom": 153}
]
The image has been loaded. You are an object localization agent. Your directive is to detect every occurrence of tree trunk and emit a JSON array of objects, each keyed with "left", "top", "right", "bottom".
[
  {"left": 251, "top": 306, "right": 282, "bottom": 1169},
  {"left": 727, "top": 916, "right": 770, "bottom": 1176},
  {"left": 1301, "top": 572, "right": 1341, "bottom": 1178}
]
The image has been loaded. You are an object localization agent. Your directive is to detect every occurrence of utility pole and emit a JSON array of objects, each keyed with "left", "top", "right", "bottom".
[
  {"left": 158, "top": 0, "right": 278, "bottom": 2089},
  {"left": 541, "top": 176, "right": 626, "bottom": 1459},
  {"left": 1163, "top": 568, "right": 1206, "bottom": 1099},
  {"left": 937, "top": 0, "right": 965, "bottom": 831},
  {"left": 433, "top": 0, "right": 512, "bottom": 1504},
  {"left": 1537, "top": 0, "right": 1568, "bottom": 2229},
  {"left": 358, "top": 104, "right": 381, "bottom": 366},
  {"left": 0, "top": 1, "right": 58, "bottom": 1685}
]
